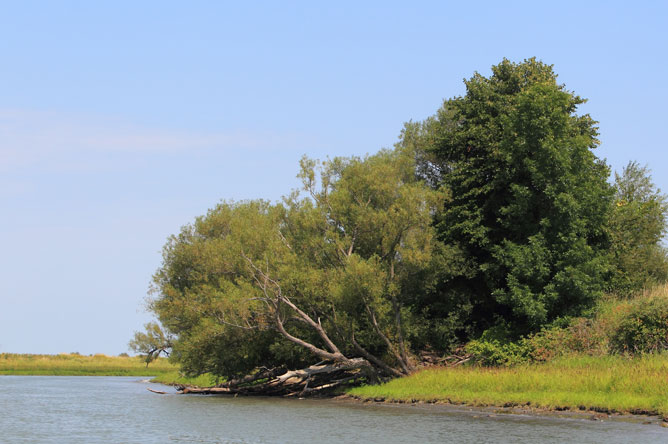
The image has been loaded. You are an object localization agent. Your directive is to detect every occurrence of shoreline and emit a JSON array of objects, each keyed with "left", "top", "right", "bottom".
[
  {"left": 154, "top": 355, "right": 668, "bottom": 427},
  {"left": 152, "top": 378, "right": 668, "bottom": 427},
  {"left": 332, "top": 394, "right": 667, "bottom": 427},
  {"left": 151, "top": 380, "right": 668, "bottom": 427}
]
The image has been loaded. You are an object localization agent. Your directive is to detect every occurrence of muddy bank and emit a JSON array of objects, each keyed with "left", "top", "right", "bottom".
[{"left": 332, "top": 393, "right": 668, "bottom": 427}]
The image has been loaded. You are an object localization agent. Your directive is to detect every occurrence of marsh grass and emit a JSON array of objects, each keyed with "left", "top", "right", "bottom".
[
  {"left": 348, "top": 354, "right": 668, "bottom": 416},
  {"left": 150, "top": 371, "right": 220, "bottom": 386},
  {"left": 0, "top": 353, "right": 177, "bottom": 376}
]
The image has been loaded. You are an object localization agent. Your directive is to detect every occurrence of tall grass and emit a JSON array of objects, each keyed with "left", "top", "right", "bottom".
[
  {"left": 0, "top": 353, "right": 177, "bottom": 376},
  {"left": 348, "top": 354, "right": 668, "bottom": 416},
  {"left": 353, "top": 286, "right": 668, "bottom": 417}
]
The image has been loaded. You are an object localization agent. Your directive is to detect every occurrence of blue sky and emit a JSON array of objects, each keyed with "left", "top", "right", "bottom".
[{"left": 1, "top": 1, "right": 667, "bottom": 354}]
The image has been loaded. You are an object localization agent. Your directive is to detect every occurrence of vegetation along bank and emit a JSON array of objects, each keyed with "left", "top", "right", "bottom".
[
  {"left": 0, "top": 353, "right": 176, "bottom": 376},
  {"left": 129, "top": 58, "right": 668, "bottom": 412}
]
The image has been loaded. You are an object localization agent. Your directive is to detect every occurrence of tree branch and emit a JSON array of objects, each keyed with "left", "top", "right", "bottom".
[
  {"left": 363, "top": 300, "right": 410, "bottom": 374},
  {"left": 274, "top": 306, "right": 347, "bottom": 363}
]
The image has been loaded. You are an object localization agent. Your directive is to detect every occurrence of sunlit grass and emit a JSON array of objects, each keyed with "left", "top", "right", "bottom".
[
  {"left": 0, "top": 353, "right": 177, "bottom": 376},
  {"left": 150, "top": 371, "right": 220, "bottom": 386},
  {"left": 348, "top": 354, "right": 668, "bottom": 417}
]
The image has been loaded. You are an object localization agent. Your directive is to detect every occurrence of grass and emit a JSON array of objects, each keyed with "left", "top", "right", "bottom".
[
  {"left": 0, "top": 353, "right": 177, "bottom": 376},
  {"left": 150, "top": 371, "right": 220, "bottom": 386},
  {"left": 348, "top": 354, "right": 668, "bottom": 417}
]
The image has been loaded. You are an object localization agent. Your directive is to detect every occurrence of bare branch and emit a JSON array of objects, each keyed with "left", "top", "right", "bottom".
[
  {"left": 363, "top": 300, "right": 410, "bottom": 374},
  {"left": 278, "top": 294, "right": 344, "bottom": 356},
  {"left": 274, "top": 306, "right": 346, "bottom": 363},
  {"left": 351, "top": 331, "right": 403, "bottom": 377},
  {"left": 277, "top": 229, "right": 293, "bottom": 251}
]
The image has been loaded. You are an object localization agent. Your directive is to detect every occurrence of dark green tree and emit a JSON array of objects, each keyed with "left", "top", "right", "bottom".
[{"left": 424, "top": 58, "right": 613, "bottom": 335}]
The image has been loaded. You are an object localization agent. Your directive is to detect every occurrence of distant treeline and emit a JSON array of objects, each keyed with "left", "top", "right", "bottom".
[{"left": 132, "top": 58, "right": 668, "bottom": 384}]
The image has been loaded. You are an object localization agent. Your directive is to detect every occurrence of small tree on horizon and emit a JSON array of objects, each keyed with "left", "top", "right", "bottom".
[{"left": 129, "top": 322, "right": 173, "bottom": 367}]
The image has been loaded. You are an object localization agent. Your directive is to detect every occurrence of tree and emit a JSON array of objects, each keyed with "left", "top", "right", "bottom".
[
  {"left": 423, "top": 58, "right": 613, "bottom": 335},
  {"left": 129, "top": 322, "right": 173, "bottom": 366},
  {"left": 147, "top": 148, "right": 443, "bottom": 392},
  {"left": 608, "top": 161, "right": 668, "bottom": 294}
]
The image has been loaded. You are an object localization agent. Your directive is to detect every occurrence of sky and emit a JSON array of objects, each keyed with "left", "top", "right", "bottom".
[{"left": 1, "top": 1, "right": 667, "bottom": 355}]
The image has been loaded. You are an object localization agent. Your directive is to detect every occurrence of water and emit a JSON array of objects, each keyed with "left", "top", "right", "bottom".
[{"left": 0, "top": 376, "right": 665, "bottom": 443}]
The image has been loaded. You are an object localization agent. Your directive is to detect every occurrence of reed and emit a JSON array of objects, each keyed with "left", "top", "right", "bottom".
[{"left": 0, "top": 353, "right": 176, "bottom": 376}]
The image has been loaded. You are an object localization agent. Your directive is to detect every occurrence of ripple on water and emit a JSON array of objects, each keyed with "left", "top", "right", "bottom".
[{"left": 0, "top": 376, "right": 665, "bottom": 444}]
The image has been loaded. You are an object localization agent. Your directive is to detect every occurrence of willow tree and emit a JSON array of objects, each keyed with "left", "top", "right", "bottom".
[
  {"left": 608, "top": 162, "right": 668, "bottom": 294},
  {"left": 147, "top": 148, "right": 442, "bottom": 392}
]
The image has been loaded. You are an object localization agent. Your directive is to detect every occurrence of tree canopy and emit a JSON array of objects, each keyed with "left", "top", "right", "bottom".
[
  {"left": 422, "top": 58, "right": 614, "bottom": 336},
  {"left": 135, "top": 58, "right": 668, "bottom": 389},
  {"left": 147, "top": 148, "right": 444, "bottom": 382},
  {"left": 608, "top": 161, "right": 668, "bottom": 294},
  {"left": 128, "top": 322, "right": 173, "bottom": 366}
]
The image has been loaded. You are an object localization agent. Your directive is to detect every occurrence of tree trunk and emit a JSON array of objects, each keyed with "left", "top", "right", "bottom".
[{"left": 177, "top": 358, "right": 374, "bottom": 397}]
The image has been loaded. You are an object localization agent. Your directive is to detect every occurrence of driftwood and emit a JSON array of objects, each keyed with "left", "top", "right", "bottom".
[
  {"left": 146, "top": 388, "right": 167, "bottom": 394},
  {"left": 176, "top": 358, "right": 372, "bottom": 397}
]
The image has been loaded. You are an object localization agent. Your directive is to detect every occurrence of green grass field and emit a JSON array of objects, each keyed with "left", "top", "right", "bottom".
[
  {"left": 348, "top": 354, "right": 668, "bottom": 417},
  {"left": 0, "top": 353, "right": 177, "bottom": 376}
]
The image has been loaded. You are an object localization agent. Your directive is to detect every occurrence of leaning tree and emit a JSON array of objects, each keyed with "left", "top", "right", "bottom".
[{"left": 146, "top": 148, "right": 443, "bottom": 395}]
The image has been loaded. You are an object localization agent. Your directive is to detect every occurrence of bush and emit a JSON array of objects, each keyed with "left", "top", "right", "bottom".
[
  {"left": 466, "top": 284, "right": 668, "bottom": 366},
  {"left": 609, "top": 294, "right": 668, "bottom": 354},
  {"left": 526, "top": 317, "right": 611, "bottom": 361},
  {"left": 466, "top": 338, "right": 532, "bottom": 367}
]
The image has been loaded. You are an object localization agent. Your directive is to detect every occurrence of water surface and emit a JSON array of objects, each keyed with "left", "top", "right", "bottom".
[{"left": 0, "top": 376, "right": 665, "bottom": 443}]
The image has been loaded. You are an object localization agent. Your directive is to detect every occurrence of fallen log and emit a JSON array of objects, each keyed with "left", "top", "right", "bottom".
[{"left": 177, "top": 358, "right": 373, "bottom": 397}]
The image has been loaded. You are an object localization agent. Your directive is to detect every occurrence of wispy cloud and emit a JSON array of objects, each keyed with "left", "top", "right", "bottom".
[{"left": 0, "top": 109, "right": 307, "bottom": 172}]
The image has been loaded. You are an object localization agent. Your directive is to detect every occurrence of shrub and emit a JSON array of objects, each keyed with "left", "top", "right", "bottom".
[
  {"left": 465, "top": 339, "right": 532, "bottom": 366},
  {"left": 609, "top": 293, "right": 668, "bottom": 354},
  {"left": 466, "top": 284, "right": 668, "bottom": 366}
]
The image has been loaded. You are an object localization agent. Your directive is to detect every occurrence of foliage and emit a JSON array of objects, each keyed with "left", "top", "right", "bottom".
[
  {"left": 129, "top": 322, "right": 173, "bottom": 366},
  {"left": 608, "top": 162, "right": 668, "bottom": 295},
  {"left": 139, "top": 58, "right": 668, "bottom": 385},
  {"left": 420, "top": 58, "right": 613, "bottom": 335},
  {"left": 465, "top": 284, "right": 668, "bottom": 365},
  {"left": 465, "top": 338, "right": 531, "bottom": 367},
  {"left": 149, "top": 148, "right": 445, "bottom": 379},
  {"left": 609, "top": 288, "right": 668, "bottom": 354}
]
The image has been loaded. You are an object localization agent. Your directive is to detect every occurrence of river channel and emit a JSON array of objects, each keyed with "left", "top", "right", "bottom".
[{"left": 0, "top": 376, "right": 665, "bottom": 443}]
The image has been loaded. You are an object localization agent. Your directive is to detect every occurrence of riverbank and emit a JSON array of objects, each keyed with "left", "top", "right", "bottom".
[
  {"left": 330, "top": 394, "right": 668, "bottom": 427},
  {"left": 151, "top": 353, "right": 668, "bottom": 421},
  {"left": 0, "top": 353, "right": 176, "bottom": 376},
  {"left": 347, "top": 354, "right": 668, "bottom": 420},
  {"left": 7, "top": 376, "right": 663, "bottom": 443}
]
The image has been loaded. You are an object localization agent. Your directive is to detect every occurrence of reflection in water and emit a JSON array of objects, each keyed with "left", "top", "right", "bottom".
[{"left": 0, "top": 376, "right": 665, "bottom": 444}]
